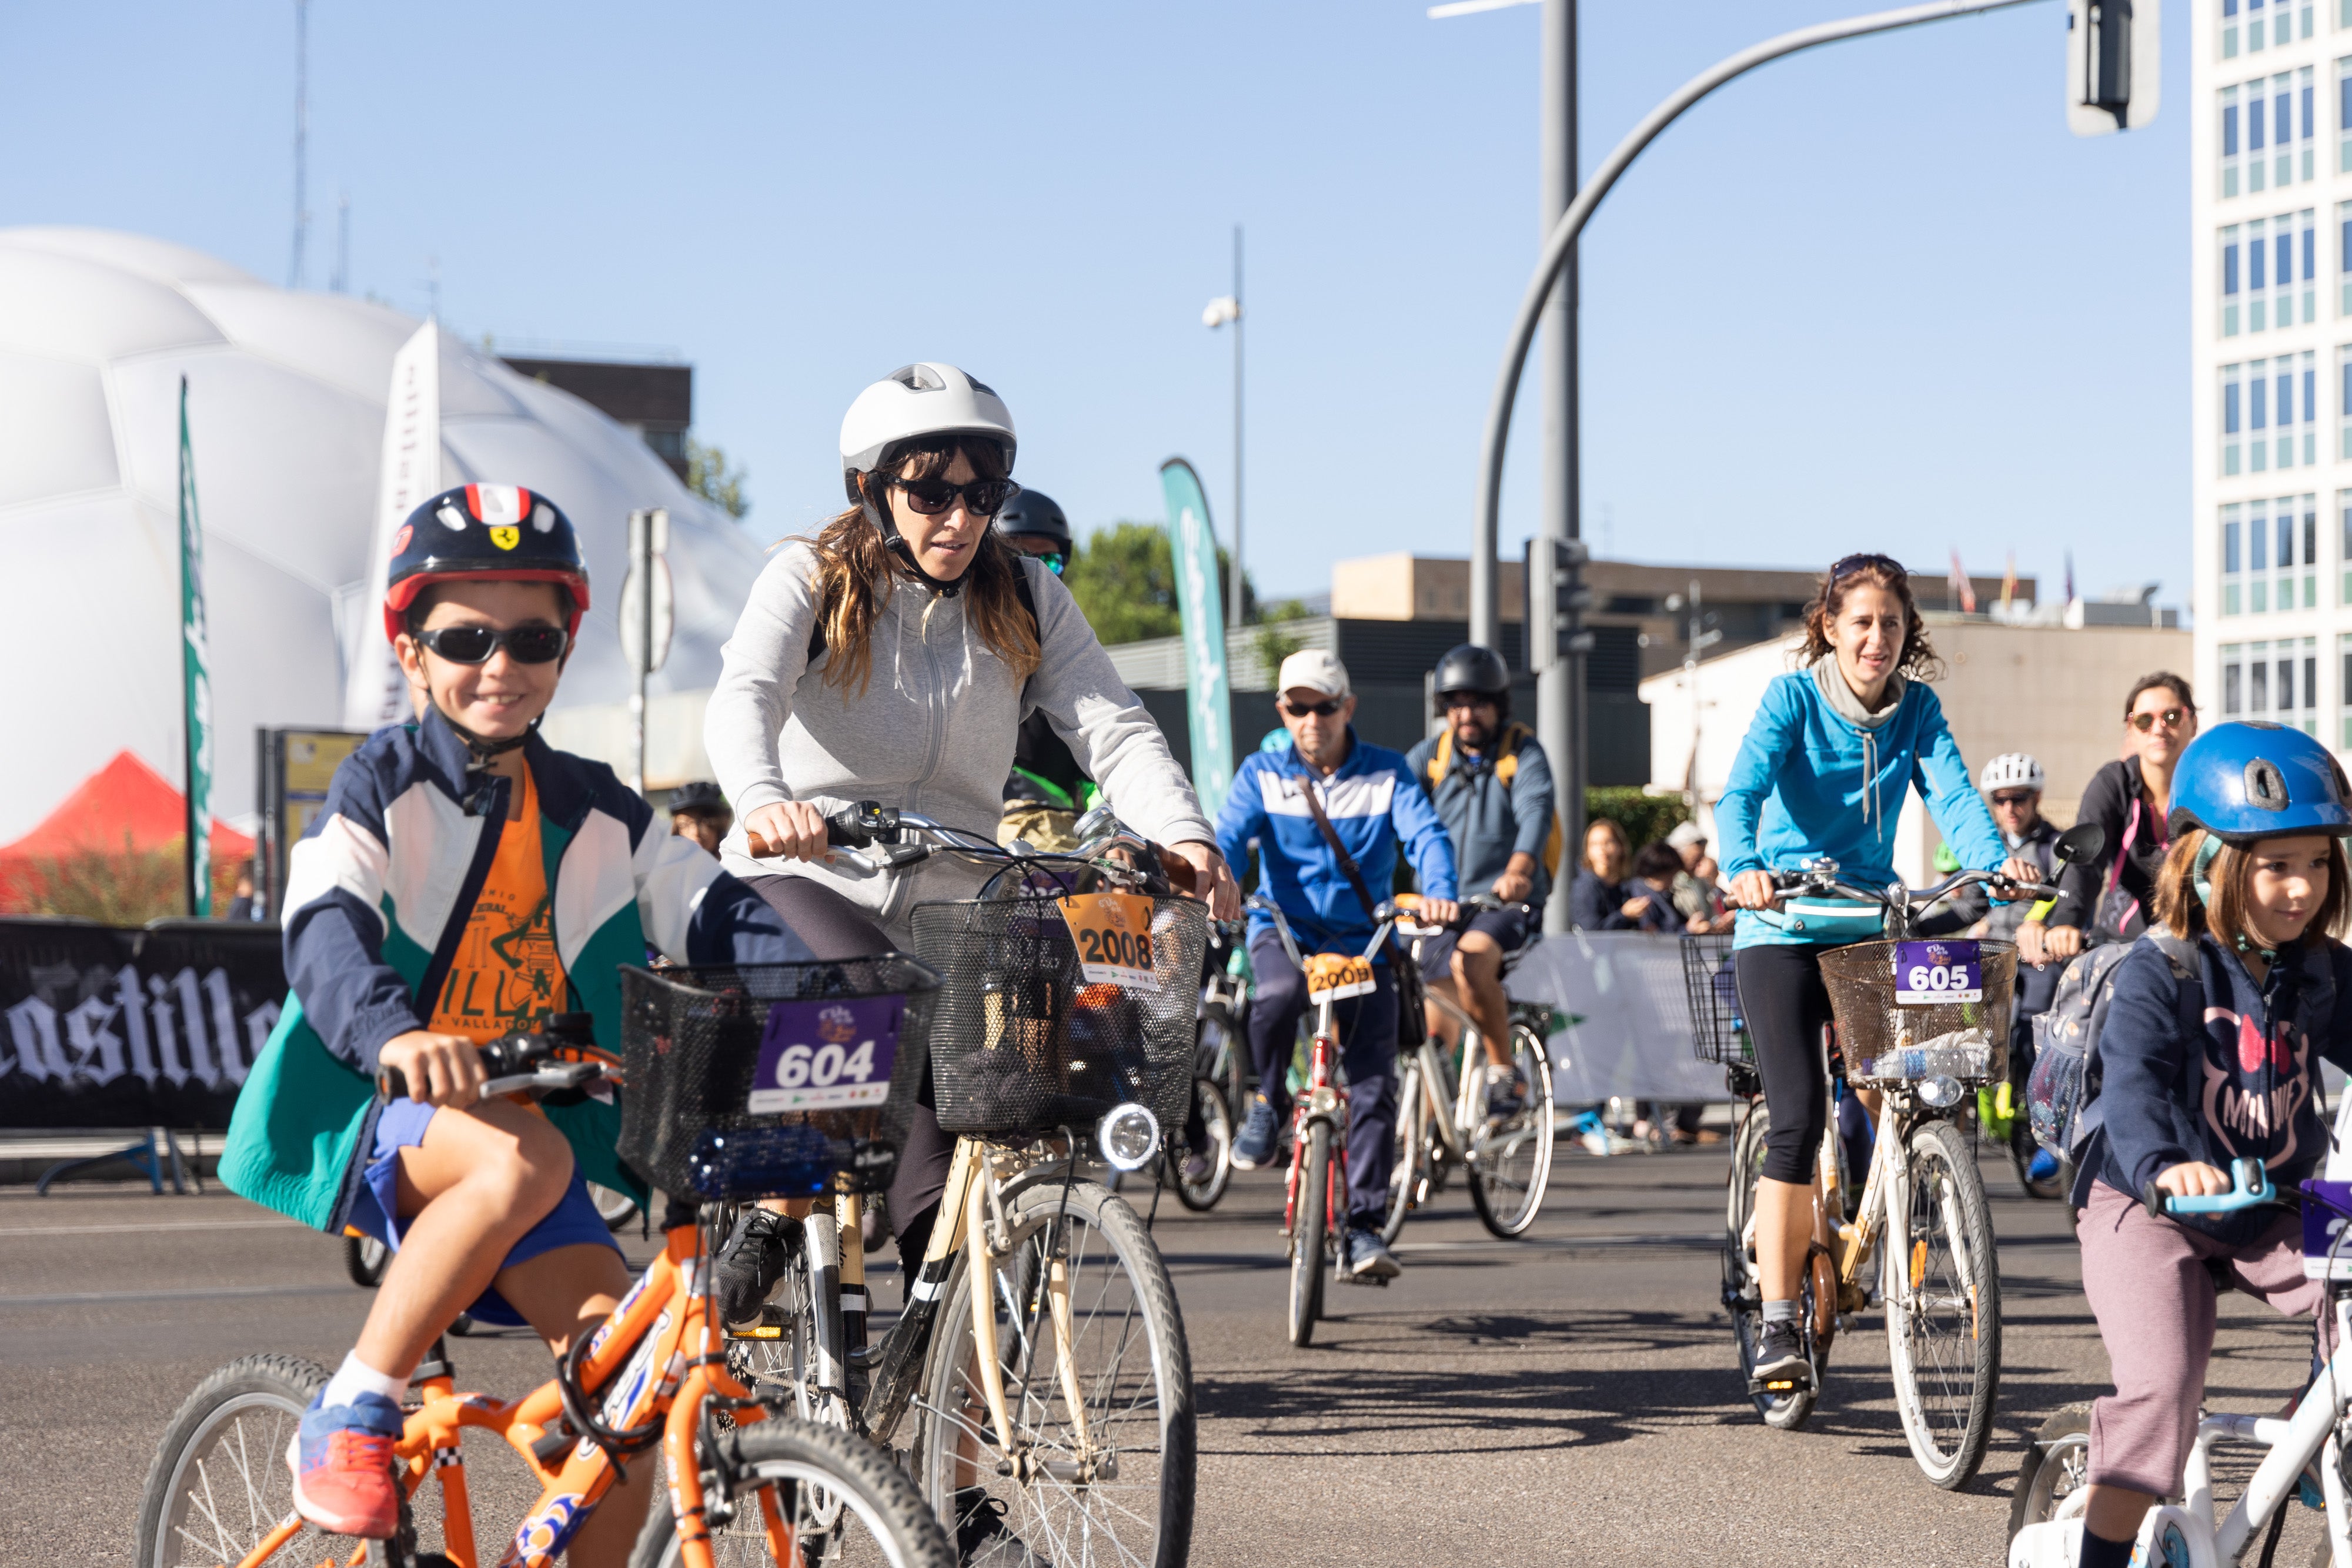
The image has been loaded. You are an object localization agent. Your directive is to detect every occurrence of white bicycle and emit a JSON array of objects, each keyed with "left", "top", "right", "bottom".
[{"left": 2009, "top": 1156, "right": 2352, "bottom": 1567}]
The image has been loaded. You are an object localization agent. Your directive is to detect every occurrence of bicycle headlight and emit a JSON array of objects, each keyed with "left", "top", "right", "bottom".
[
  {"left": 1917, "top": 1074, "right": 1965, "bottom": 1109},
  {"left": 1098, "top": 1103, "right": 1162, "bottom": 1171}
]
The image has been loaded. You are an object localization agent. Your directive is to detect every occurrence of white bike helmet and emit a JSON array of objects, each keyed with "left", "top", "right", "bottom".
[
  {"left": 838, "top": 362, "right": 1017, "bottom": 492},
  {"left": 1979, "top": 751, "right": 2045, "bottom": 795}
]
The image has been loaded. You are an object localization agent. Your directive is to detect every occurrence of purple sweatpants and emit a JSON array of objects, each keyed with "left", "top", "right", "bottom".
[{"left": 2076, "top": 1179, "right": 2327, "bottom": 1495}]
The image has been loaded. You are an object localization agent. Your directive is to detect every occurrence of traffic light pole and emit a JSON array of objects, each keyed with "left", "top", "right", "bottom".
[{"left": 1465, "top": 0, "right": 2046, "bottom": 931}]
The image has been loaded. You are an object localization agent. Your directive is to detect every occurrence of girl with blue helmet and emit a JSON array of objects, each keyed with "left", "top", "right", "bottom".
[
  {"left": 2057, "top": 720, "right": 2352, "bottom": 1568},
  {"left": 1717, "top": 554, "right": 2038, "bottom": 1395}
]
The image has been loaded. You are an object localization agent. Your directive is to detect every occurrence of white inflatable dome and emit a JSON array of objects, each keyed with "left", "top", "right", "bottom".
[{"left": 0, "top": 226, "right": 766, "bottom": 843}]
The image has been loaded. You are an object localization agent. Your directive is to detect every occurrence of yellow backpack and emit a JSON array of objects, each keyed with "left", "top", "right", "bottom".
[{"left": 1424, "top": 721, "right": 1565, "bottom": 881}]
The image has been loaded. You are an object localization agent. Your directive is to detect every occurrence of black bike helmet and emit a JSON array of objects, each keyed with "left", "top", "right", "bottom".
[
  {"left": 992, "top": 489, "right": 1070, "bottom": 551},
  {"left": 668, "top": 781, "right": 730, "bottom": 817},
  {"left": 1434, "top": 643, "right": 1511, "bottom": 703},
  {"left": 382, "top": 483, "right": 590, "bottom": 644}
]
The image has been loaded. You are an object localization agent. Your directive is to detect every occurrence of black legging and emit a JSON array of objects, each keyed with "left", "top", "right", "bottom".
[
  {"left": 1733, "top": 943, "right": 1838, "bottom": 1186},
  {"left": 741, "top": 873, "right": 953, "bottom": 1268}
]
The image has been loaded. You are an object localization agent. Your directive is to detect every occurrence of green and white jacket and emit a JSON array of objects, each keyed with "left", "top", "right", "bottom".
[{"left": 220, "top": 709, "right": 804, "bottom": 1232}]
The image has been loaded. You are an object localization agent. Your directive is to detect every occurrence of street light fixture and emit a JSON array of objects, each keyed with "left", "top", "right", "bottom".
[{"left": 1202, "top": 225, "right": 1244, "bottom": 631}]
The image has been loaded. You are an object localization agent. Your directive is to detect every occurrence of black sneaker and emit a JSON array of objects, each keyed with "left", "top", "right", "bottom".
[
  {"left": 712, "top": 1208, "right": 797, "bottom": 1325},
  {"left": 1748, "top": 1319, "right": 1811, "bottom": 1395},
  {"left": 953, "top": 1488, "right": 1046, "bottom": 1568}
]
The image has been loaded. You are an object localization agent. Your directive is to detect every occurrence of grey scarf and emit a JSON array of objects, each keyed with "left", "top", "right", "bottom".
[{"left": 1811, "top": 654, "right": 1906, "bottom": 841}]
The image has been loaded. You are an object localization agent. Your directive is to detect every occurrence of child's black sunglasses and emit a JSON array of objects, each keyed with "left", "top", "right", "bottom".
[{"left": 415, "top": 624, "right": 570, "bottom": 665}]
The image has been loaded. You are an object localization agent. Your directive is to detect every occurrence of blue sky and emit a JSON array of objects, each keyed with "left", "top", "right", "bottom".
[{"left": 0, "top": 0, "right": 2188, "bottom": 608}]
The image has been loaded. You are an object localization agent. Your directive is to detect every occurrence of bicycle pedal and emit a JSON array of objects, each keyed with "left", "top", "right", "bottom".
[{"left": 1747, "top": 1369, "right": 1812, "bottom": 1397}]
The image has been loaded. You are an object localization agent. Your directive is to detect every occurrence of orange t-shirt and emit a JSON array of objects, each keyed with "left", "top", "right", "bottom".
[{"left": 427, "top": 768, "right": 569, "bottom": 1042}]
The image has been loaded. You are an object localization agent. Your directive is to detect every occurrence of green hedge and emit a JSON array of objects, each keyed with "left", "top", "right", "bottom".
[{"left": 1585, "top": 787, "right": 1689, "bottom": 855}]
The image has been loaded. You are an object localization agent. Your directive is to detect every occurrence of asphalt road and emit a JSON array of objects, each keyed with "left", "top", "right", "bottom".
[{"left": 0, "top": 1141, "right": 2327, "bottom": 1565}]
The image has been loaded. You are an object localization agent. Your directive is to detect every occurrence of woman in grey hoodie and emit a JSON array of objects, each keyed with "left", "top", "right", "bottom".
[{"left": 699, "top": 367, "right": 1235, "bottom": 1414}]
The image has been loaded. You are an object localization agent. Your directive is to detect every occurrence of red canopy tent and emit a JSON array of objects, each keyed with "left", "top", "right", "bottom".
[{"left": 0, "top": 750, "right": 253, "bottom": 912}]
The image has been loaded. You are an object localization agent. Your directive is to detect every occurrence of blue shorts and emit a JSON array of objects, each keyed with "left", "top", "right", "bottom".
[
  {"left": 1413, "top": 904, "right": 1535, "bottom": 981},
  {"left": 345, "top": 1098, "right": 622, "bottom": 1329}
]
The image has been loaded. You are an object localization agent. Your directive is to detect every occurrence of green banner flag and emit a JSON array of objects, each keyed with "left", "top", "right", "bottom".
[
  {"left": 178, "top": 376, "right": 215, "bottom": 917},
  {"left": 1158, "top": 457, "right": 1233, "bottom": 818}
]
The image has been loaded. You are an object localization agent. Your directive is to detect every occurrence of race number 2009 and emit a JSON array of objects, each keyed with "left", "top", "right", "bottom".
[{"left": 1058, "top": 892, "right": 1161, "bottom": 991}]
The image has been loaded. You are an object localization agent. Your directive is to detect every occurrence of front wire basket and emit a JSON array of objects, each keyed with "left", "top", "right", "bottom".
[
  {"left": 617, "top": 955, "right": 938, "bottom": 1201},
  {"left": 1681, "top": 934, "right": 1748, "bottom": 1066},
  {"left": 910, "top": 891, "right": 1210, "bottom": 1141},
  {"left": 1816, "top": 938, "right": 2016, "bottom": 1087}
]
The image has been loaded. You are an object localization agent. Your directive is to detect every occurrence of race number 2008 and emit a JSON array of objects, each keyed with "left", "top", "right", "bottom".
[
  {"left": 1058, "top": 892, "right": 1160, "bottom": 991},
  {"left": 1892, "top": 939, "right": 1983, "bottom": 1005}
]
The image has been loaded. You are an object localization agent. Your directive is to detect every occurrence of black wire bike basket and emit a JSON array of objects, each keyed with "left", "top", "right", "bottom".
[
  {"left": 616, "top": 955, "right": 938, "bottom": 1201},
  {"left": 910, "top": 891, "right": 1209, "bottom": 1140},
  {"left": 1681, "top": 934, "right": 1750, "bottom": 1067}
]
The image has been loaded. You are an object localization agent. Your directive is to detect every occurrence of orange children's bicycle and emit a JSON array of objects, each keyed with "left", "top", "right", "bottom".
[{"left": 135, "top": 962, "right": 954, "bottom": 1568}]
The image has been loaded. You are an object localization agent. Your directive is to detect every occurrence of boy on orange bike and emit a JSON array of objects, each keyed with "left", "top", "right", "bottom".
[{"left": 218, "top": 485, "right": 806, "bottom": 1558}]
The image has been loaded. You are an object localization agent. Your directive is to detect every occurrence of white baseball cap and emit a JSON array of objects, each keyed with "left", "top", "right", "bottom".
[
  {"left": 1277, "top": 649, "right": 1351, "bottom": 699},
  {"left": 1667, "top": 820, "right": 1707, "bottom": 849}
]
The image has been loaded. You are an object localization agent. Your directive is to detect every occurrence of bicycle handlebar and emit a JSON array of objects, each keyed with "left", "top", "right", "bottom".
[
  {"left": 375, "top": 1017, "right": 605, "bottom": 1103},
  {"left": 1760, "top": 861, "right": 2060, "bottom": 909},
  {"left": 2149, "top": 1158, "right": 2277, "bottom": 1217}
]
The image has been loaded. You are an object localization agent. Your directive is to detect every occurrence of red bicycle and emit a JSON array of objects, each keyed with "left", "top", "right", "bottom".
[{"left": 1249, "top": 894, "right": 1399, "bottom": 1346}]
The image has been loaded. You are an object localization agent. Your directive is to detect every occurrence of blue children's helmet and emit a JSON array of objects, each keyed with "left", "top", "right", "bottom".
[{"left": 2167, "top": 720, "right": 2352, "bottom": 845}]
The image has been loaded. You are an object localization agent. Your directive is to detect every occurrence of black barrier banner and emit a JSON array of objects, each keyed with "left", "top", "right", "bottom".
[{"left": 0, "top": 917, "right": 286, "bottom": 1131}]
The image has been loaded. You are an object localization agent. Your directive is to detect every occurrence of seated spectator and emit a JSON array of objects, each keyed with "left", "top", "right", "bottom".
[
  {"left": 1666, "top": 820, "right": 1722, "bottom": 926},
  {"left": 1569, "top": 818, "right": 1647, "bottom": 930},
  {"left": 667, "top": 781, "right": 733, "bottom": 857},
  {"left": 1630, "top": 840, "right": 1696, "bottom": 932}
]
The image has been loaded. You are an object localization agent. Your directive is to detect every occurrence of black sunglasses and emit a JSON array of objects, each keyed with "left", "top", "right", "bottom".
[
  {"left": 897, "top": 476, "right": 1021, "bottom": 517},
  {"left": 1281, "top": 697, "right": 1345, "bottom": 718},
  {"left": 1828, "top": 552, "right": 1907, "bottom": 582},
  {"left": 415, "top": 623, "right": 569, "bottom": 665},
  {"left": 1990, "top": 791, "right": 2036, "bottom": 808}
]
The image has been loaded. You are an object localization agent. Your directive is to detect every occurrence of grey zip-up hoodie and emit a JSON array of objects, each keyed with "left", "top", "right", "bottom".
[{"left": 705, "top": 539, "right": 1215, "bottom": 941}]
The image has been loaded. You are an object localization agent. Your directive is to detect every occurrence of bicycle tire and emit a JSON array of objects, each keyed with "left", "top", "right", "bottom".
[
  {"left": 135, "top": 1353, "right": 340, "bottom": 1568},
  {"left": 632, "top": 1417, "right": 953, "bottom": 1568},
  {"left": 2007, "top": 1402, "right": 2093, "bottom": 1543},
  {"left": 1885, "top": 1116, "right": 2002, "bottom": 1489},
  {"left": 1379, "top": 1059, "right": 1432, "bottom": 1246},
  {"left": 914, "top": 1178, "right": 1195, "bottom": 1568},
  {"left": 590, "top": 1182, "right": 642, "bottom": 1231},
  {"left": 1168, "top": 1075, "right": 1234, "bottom": 1212},
  {"left": 1466, "top": 1025, "right": 1555, "bottom": 1240},
  {"left": 1290, "top": 1121, "right": 1331, "bottom": 1346},
  {"left": 344, "top": 1231, "right": 389, "bottom": 1288},
  {"left": 1722, "top": 1105, "right": 1816, "bottom": 1431}
]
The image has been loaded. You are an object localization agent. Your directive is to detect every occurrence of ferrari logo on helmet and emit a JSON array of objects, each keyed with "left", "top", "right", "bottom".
[{"left": 489, "top": 526, "right": 520, "bottom": 551}]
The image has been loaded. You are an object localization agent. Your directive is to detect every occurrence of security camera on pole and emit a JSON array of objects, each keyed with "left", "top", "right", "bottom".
[{"left": 621, "top": 507, "right": 673, "bottom": 795}]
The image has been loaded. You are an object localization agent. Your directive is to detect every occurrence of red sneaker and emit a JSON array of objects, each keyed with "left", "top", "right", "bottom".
[{"left": 285, "top": 1389, "right": 404, "bottom": 1537}]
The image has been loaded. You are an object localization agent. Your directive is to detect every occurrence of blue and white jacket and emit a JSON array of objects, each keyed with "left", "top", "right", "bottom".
[
  {"left": 219, "top": 708, "right": 806, "bottom": 1232},
  {"left": 1215, "top": 731, "right": 1458, "bottom": 960}
]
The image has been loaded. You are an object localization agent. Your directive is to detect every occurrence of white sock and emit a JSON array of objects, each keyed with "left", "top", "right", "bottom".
[{"left": 319, "top": 1349, "right": 407, "bottom": 1411}]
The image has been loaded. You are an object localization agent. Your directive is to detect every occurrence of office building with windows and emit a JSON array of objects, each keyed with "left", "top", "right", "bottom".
[{"left": 2196, "top": 0, "right": 2344, "bottom": 739}]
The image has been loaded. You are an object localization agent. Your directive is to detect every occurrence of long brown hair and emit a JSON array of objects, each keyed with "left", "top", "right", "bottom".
[
  {"left": 801, "top": 436, "right": 1041, "bottom": 697},
  {"left": 1795, "top": 557, "right": 1942, "bottom": 680},
  {"left": 2156, "top": 827, "right": 2350, "bottom": 948}
]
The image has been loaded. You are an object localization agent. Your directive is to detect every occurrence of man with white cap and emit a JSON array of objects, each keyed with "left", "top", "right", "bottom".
[{"left": 1216, "top": 650, "right": 1459, "bottom": 1280}]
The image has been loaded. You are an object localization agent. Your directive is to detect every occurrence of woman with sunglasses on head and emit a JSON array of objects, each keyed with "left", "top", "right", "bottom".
[
  {"left": 2017, "top": 673, "right": 2201, "bottom": 969},
  {"left": 1718, "top": 553, "right": 2041, "bottom": 1396},
  {"left": 702, "top": 366, "right": 1236, "bottom": 1558}
]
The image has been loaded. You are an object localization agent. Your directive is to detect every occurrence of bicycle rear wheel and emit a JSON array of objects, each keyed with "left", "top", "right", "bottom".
[
  {"left": 1168, "top": 1075, "right": 1233, "bottom": 1211},
  {"left": 1379, "top": 1059, "right": 1434, "bottom": 1246},
  {"left": 916, "top": 1178, "right": 1194, "bottom": 1568},
  {"left": 1466, "top": 1025, "right": 1555, "bottom": 1239},
  {"left": 1885, "top": 1116, "right": 2002, "bottom": 1489},
  {"left": 1722, "top": 1104, "right": 1817, "bottom": 1431},
  {"left": 632, "top": 1419, "right": 952, "bottom": 1568},
  {"left": 136, "top": 1353, "right": 345, "bottom": 1568},
  {"left": 1290, "top": 1121, "right": 1332, "bottom": 1345}
]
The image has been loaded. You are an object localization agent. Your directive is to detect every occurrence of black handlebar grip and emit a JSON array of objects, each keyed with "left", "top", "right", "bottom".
[
  {"left": 376, "top": 1029, "right": 565, "bottom": 1102},
  {"left": 377, "top": 1063, "right": 409, "bottom": 1101},
  {"left": 826, "top": 806, "right": 875, "bottom": 850},
  {"left": 2141, "top": 1179, "right": 2167, "bottom": 1220}
]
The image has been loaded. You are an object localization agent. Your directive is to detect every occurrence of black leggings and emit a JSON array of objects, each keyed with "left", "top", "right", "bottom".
[
  {"left": 741, "top": 874, "right": 953, "bottom": 1267},
  {"left": 1733, "top": 943, "right": 1838, "bottom": 1186}
]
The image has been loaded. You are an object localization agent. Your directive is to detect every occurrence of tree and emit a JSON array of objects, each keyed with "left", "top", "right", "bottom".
[
  {"left": 1062, "top": 521, "right": 1259, "bottom": 645},
  {"left": 687, "top": 438, "right": 750, "bottom": 520}
]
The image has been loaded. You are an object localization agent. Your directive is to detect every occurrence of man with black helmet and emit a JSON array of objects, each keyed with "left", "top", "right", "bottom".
[
  {"left": 991, "top": 490, "right": 1098, "bottom": 851},
  {"left": 667, "top": 780, "right": 733, "bottom": 856},
  {"left": 1405, "top": 644, "right": 1559, "bottom": 1119}
]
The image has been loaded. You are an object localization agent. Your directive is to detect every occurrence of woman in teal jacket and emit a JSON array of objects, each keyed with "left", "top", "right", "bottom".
[{"left": 1716, "top": 553, "right": 2029, "bottom": 1393}]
